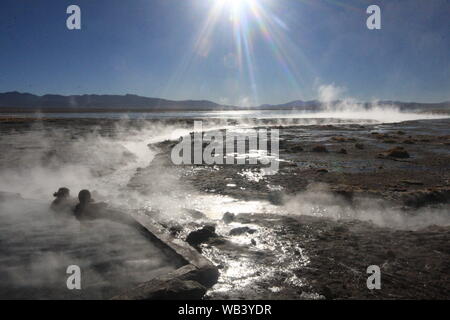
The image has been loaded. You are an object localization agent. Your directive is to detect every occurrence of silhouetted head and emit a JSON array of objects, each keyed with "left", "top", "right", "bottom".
[
  {"left": 78, "top": 189, "right": 91, "bottom": 204},
  {"left": 53, "top": 187, "right": 70, "bottom": 198}
]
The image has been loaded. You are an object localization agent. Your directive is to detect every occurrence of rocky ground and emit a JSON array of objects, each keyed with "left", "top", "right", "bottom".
[
  {"left": 174, "top": 120, "right": 450, "bottom": 208},
  {"left": 0, "top": 117, "right": 449, "bottom": 299},
  {"left": 138, "top": 118, "right": 450, "bottom": 299}
]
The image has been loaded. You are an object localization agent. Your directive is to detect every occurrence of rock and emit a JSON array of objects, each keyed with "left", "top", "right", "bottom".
[
  {"left": 169, "top": 225, "right": 183, "bottom": 236},
  {"left": 289, "top": 145, "right": 304, "bottom": 152},
  {"left": 208, "top": 237, "right": 227, "bottom": 246},
  {"left": 160, "top": 279, "right": 207, "bottom": 299},
  {"left": 229, "top": 227, "right": 257, "bottom": 236},
  {"left": 117, "top": 279, "right": 207, "bottom": 300},
  {"left": 332, "top": 188, "right": 354, "bottom": 202},
  {"left": 268, "top": 191, "right": 284, "bottom": 205},
  {"left": 331, "top": 136, "right": 347, "bottom": 142},
  {"left": 283, "top": 161, "right": 298, "bottom": 167},
  {"left": 204, "top": 224, "right": 216, "bottom": 232},
  {"left": 312, "top": 145, "right": 328, "bottom": 153},
  {"left": 401, "top": 180, "right": 424, "bottom": 186},
  {"left": 331, "top": 136, "right": 354, "bottom": 142},
  {"left": 178, "top": 264, "right": 220, "bottom": 288},
  {"left": 321, "top": 285, "right": 334, "bottom": 300},
  {"left": 355, "top": 143, "right": 364, "bottom": 150},
  {"left": 338, "top": 148, "right": 347, "bottom": 154},
  {"left": 386, "top": 147, "right": 410, "bottom": 159},
  {"left": 222, "top": 212, "right": 235, "bottom": 224},
  {"left": 186, "top": 226, "right": 218, "bottom": 247},
  {"left": 403, "top": 188, "right": 450, "bottom": 208},
  {"left": 332, "top": 225, "right": 349, "bottom": 233}
]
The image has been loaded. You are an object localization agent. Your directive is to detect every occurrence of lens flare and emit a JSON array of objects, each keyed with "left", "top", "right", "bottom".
[{"left": 164, "top": 0, "right": 316, "bottom": 106}]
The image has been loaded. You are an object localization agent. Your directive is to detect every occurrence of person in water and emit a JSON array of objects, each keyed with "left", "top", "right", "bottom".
[
  {"left": 73, "top": 189, "right": 107, "bottom": 221},
  {"left": 50, "top": 187, "right": 76, "bottom": 215},
  {"left": 74, "top": 189, "right": 136, "bottom": 226}
]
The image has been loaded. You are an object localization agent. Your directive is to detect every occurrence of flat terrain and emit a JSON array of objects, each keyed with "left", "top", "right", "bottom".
[
  {"left": 0, "top": 117, "right": 449, "bottom": 299},
  {"left": 143, "top": 118, "right": 450, "bottom": 299}
]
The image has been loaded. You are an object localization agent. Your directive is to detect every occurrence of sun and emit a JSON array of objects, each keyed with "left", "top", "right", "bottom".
[
  {"left": 217, "top": 0, "right": 252, "bottom": 13},
  {"left": 227, "top": 0, "right": 248, "bottom": 7},
  {"left": 186, "top": 0, "right": 305, "bottom": 105},
  {"left": 215, "top": 0, "right": 256, "bottom": 24},
  {"left": 219, "top": 0, "right": 248, "bottom": 5}
]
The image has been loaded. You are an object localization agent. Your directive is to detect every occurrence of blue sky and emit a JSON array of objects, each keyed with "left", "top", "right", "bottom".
[{"left": 0, "top": 0, "right": 449, "bottom": 105}]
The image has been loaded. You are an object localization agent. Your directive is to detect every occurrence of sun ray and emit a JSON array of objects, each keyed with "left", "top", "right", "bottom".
[{"left": 163, "top": 0, "right": 318, "bottom": 106}]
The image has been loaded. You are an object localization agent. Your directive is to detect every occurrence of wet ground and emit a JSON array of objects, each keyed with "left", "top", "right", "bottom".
[
  {"left": 143, "top": 118, "right": 450, "bottom": 299},
  {"left": 0, "top": 117, "right": 449, "bottom": 299},
  {"left": 173, "top": 119, "right": 450, "bottom": 207}
]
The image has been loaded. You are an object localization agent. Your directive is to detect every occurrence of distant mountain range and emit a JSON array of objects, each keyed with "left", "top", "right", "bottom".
[
  {"left": 0, "top": 91, "right": 449, "bottom": 112},
  {"left": 0, "top": 92, "right": 223, "bottom": 112}
]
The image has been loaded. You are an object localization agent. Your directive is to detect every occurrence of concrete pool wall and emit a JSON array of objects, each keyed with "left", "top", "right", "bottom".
[
  {"left": 112, "top": 213, "right": 219, "bottom": 300},
  {"left": 0, "top": 192, "right": 218, "bottom": 300}
]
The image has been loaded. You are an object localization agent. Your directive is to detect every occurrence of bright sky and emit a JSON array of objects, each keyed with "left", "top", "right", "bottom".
[{"left": 0, "top": 0, "right": 449, "bottom": 105}]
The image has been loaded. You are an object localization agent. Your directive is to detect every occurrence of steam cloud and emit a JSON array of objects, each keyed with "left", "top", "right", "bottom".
[
  {"left": 0, "top": 93, "right": 448, "bottom": 298},
  {"left": 282, "top": 183, "right": 450, "bottom": 230}
]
